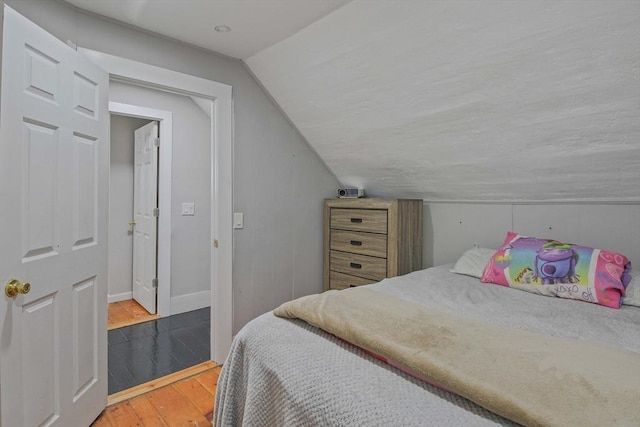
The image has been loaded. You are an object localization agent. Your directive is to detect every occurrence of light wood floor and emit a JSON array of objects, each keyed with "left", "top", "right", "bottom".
[
  {"left": 108, "top": 299, "right": 159, "bottom": 330},
  {"left": 92, "top": 362, "right": 222, "bottom": 426}
]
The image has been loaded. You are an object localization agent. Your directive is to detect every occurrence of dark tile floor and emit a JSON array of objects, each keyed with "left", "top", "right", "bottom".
[{"left": 108, "top": 307, "right": 210, "bottom": 394}]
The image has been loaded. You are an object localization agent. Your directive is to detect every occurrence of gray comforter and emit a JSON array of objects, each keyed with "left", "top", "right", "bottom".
[{"left": 214, "top": 265, "right": 640, "bottom": 426}]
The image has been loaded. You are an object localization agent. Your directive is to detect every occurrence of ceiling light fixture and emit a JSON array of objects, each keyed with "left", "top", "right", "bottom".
[{"left": 214, "top": 25, "right": 231, "bottom": 33}]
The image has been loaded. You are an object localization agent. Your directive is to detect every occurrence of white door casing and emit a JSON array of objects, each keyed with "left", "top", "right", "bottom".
[
  {"left": 82, "top": 49, "right": 234, "bottom": 363},
  {"left": 132, "top": 121, "right": 158, "bottom": 314},
  {"left": 0, "top": 6, "right": 108, "bottom": 426}
]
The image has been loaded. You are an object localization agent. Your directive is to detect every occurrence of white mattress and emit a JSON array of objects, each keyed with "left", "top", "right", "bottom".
[{"left": 214, "top": 265, "right": 640, "bottom": 426}]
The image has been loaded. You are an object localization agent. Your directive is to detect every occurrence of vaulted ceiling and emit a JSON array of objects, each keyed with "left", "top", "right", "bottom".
[{"left": 65, "top": 0, "right": 640, "bottom": 202}]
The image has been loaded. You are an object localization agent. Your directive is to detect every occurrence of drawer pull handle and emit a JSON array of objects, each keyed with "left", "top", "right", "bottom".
[
  {"left": 350, "top": 240, "right": 363, "bottom": 246},
  {"left": 350, "top": 218, "right": 363, "bottom": 223},
  {"left": 350, "top": 262, "right": 362, "bottom": 269}
]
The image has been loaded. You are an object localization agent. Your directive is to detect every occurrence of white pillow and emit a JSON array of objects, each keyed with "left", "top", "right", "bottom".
[
  {"left": 449, "top": 247, "right": 496, "bottom": 279},
  {"left": 622, "top": 270, "right": 640, "bottom": 307}
]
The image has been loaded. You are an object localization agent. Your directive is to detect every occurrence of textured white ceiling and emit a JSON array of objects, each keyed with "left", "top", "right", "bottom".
[
  {"left": 246, "top": 0, "right": 640, "bottom": 202},
  {"left": 63, "top": 0, "right": 350, "bottom": 59}
]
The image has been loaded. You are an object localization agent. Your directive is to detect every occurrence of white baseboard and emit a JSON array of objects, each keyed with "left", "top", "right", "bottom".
[
  {"left": 170, "top": 290, "right": 211, "bottom": 316},
  {"left": 108, "top": 291, "right": 132, "bottom": 303}
]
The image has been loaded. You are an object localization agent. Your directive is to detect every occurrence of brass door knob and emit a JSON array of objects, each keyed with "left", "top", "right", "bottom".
[
  {"left": 129, "top": 220, "right": 137, "bottom": 226},
  {"left": 5, "top": 279, "right": 31, "bottom": 298}
]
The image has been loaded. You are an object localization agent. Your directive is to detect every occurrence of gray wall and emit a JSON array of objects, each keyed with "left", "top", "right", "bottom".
[
  {"left": 109, "top": 82, "right": 212, "bottom": 300},
  {"left": 424, "top": 203, "right": 640, "bottom": 270},
  {"left": 108, "top": 115, "right": 152, "bottom": 299},
  {"left": 7, "top": 0, "right": 339, "bottom": 333}
]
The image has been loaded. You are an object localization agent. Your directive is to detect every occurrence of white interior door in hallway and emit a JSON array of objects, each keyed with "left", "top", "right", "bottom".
[
  {"left": 0, "top": 5, "right": 109, "bottom": 426},
  {"left": 132, "top": 121, "right": 159, "bottom": 314}
]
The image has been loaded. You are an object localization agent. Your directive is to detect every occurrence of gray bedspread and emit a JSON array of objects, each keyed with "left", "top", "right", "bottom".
[{"left": 214, "top": 265, "right": 640, "bottom": 426}]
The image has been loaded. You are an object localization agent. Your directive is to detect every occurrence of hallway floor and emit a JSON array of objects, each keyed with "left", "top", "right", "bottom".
[
  {"left": 108, "top": 307, "right": 211, "bottom": 394},
  {"left": 108, "top": 299, "right": 159, "bottom": 330}
]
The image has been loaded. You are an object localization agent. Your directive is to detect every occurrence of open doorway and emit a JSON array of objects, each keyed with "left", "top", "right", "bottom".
[
  {"left": 79, "top": 46, "right": 234, "bottom": 393},
  {"left": 106, "top": 87, "right": 214, "bottom": 394}
]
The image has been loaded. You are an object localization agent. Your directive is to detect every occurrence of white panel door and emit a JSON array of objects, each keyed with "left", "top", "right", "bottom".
[
  {"left": 132, "top": 121, "right": 158, "bottom": 314},
  {"left": 0, "top": 6, "right": 109, "bottom": 426}
]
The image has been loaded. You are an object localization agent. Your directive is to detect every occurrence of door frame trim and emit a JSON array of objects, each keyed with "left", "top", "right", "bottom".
[
  {"left": 82, "top": 49, "right": 233, "bottom": 363},
  {"left": 109, "top": 103, "right": 171, "bottom": 316}
]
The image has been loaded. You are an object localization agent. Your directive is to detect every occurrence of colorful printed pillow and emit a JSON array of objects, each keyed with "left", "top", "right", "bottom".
[{"left": 480, "top": 232, "right": 632, "bottom": 309}]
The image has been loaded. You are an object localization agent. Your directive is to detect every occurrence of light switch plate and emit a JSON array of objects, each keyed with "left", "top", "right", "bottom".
[
  {"left": 233, "top": 212, "right": 244, "bottom": 229},
  {"left": 182, "top": 202, "right": 195, "bottom": 216}
]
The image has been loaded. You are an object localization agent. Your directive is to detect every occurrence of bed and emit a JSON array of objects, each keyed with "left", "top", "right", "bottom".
[{"left": 214, "top": 264, "right": 640, "bottom": 426}]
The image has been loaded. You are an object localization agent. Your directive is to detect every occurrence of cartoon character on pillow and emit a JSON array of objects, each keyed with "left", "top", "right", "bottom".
[
  {"left": 534, "top": 241, "right": 578, "bottom": 285},
  {"left": 482, "top": 231, "right": 631, "bottom": 308}
]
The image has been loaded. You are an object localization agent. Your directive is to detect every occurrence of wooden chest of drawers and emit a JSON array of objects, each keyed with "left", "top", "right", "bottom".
[{"left": 323, "top": 198, "right": 423, "bottom": 291}]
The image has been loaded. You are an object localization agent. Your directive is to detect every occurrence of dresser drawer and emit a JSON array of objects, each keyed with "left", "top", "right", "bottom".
[
  {"left": 330, "top": 208, "right": 387, "bottom": 234},
  {"left": 330, "top": 230, "right": 387, "bottom": 258},
  {"left": 330, "top": 250, "right": 387, "bottom": 281},
  {"left": 329, "top": 271, "right": 377, "bottom": 290}
]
